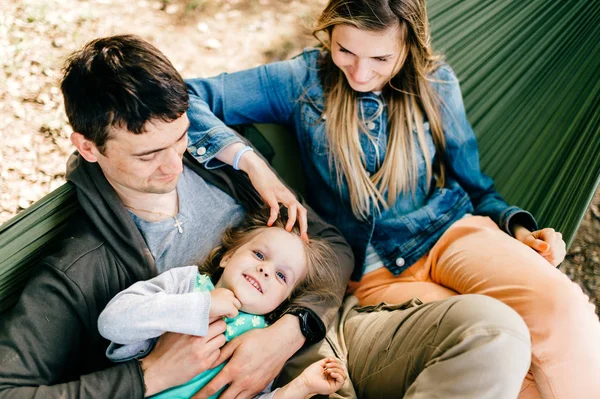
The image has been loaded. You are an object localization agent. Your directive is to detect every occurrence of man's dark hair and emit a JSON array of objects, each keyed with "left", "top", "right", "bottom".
[{"left": 60, "top": 34, "right": 189, "bottom": 152}]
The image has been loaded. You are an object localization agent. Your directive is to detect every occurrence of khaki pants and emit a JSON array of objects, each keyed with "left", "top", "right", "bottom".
[
  {"left": 276, "top": 294, "right": 531, "bottom": 399},
  {"left": 349, "top": 216, "right": 600, "bottom": 398}
]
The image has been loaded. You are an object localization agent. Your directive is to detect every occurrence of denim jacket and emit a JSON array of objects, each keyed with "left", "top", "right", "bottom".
[{"left": 185, "top": 48, "right": 537, "bottom": 281}]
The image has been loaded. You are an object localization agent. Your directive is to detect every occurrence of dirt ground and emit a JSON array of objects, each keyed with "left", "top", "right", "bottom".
[{"left": 1, "top": 0, "right": 599, "bottom": 315}]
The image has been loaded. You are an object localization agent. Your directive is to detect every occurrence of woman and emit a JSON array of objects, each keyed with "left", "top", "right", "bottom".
[{"left": 185, "top": 0, "right": 600, "bottom": 397}]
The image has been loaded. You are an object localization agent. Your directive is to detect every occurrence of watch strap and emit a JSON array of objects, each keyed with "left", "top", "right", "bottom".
[{"left": 284, "top": 306, "right": 326, "bottom": 344}]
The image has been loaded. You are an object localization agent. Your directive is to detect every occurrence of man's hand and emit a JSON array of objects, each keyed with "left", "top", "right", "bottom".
[
  {"left": 140, "top": 320, "right": 227, "bottom": 397},
  {"left": 209, "top": 288, "right": 242, "bottom": 322},
  {"left": 191, "top": 314, "right": 305, "bottom": 399},
  {"left": 514, "top": 225, "right": 567, "bottom": 266}
]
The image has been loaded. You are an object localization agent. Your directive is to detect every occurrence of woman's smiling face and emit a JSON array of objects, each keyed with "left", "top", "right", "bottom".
[
  {"left": 215, "top": 227, "right": 307, "bottom": 315},
  {"left": 331, "top": 24, "right": 402, "bottom": 92}
]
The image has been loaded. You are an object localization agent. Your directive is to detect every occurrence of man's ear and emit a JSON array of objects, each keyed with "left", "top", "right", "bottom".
[
  {"left": 70, "top": 132, "right": 100, "bottom": 163},
  {"left": 219, "top": 252, "right": 232, "bottom": 268}
]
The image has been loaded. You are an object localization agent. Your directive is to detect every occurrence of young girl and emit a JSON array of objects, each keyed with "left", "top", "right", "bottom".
[
  {"left": 98, "top": 208, "right": 346, "bottom": 399},
  {"left": 184, "top": 0, "right": 600, "bottom": 397}
]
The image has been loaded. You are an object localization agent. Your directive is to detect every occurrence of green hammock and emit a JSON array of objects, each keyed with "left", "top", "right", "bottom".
[
  {"left": 1, "top": 0, "right": 599, "bottom": 313},
  {"left": 429, "top": 0, "right": 600, "bottom": 240}
]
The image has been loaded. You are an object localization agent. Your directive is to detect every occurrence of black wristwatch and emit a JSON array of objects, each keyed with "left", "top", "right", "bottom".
[{"left": 284, "top": 306, "right": 326, "bottom": 345}]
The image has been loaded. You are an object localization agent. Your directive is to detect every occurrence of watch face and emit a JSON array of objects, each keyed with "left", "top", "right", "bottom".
[{"left": 288, "top": 308, "right": 325, "bottom": 344}]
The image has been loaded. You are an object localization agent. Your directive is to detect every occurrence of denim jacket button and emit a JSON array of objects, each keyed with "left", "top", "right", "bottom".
[
  {"left": 197, "top": 146, "right": 207, "bottom": 156},
  {"left": 395, "top": 257, "right": 405, "bottom": 267},
  {"left": 367, "top": 121, "right": 376, "bottom": 130}
]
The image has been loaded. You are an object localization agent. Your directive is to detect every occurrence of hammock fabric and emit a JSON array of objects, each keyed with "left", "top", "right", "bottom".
[
  {"left": 429, "top": 0, "right": 600, "bottom": 242},
  {"left": 1, "top": 0, "right": 599, "bottom": 313}
]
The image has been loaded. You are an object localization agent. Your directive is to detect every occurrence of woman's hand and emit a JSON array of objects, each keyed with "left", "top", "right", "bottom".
[
  {"left": 514, "top": 225, "right": 567, "bottom": 266},
  {"left": 237, "top": 150, "right": 308, "bottom": 242},
  {"left": 216, "top": 142, "right": 308, "bottom": 241}
]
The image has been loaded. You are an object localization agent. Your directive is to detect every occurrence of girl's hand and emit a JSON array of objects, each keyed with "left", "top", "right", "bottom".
[
  {"left": 298, "top": 357, "right": 347, "bottom": 396},
  {"left": 514, "top": 226, "right": 567, "bottom": 266},
  {"left": 238, "top": 151, "right": 309, "bottom": 243},
  {"left": 209, "top": 288, "right": 241, "bottom": 321}
]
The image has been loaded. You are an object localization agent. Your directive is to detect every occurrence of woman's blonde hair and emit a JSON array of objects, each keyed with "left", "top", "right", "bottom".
[
  {"left": 198, "top": 206, "right": 339, "bottom": 320},
  {"left": 313, "top": 0, "right": 446, "bottom": 220}
]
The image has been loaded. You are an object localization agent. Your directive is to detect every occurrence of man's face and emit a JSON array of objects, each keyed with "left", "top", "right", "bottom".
[{"left": 92, "top": 114, "right": 190, "bottom": 196}]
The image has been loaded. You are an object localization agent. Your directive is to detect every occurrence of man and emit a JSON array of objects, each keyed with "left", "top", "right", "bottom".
[{"left": 0, "top": 35, "right": 531, "bottom": 399}]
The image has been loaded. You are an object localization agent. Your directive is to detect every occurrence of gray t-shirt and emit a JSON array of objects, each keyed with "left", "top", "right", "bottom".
[{"left": 130, "top": 165, "right": 245, "bottom": 273}]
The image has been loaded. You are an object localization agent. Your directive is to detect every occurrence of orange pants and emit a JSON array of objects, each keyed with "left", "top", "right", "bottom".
[{"left": 348, "top": 216, "right": 600, "bottom": 399}]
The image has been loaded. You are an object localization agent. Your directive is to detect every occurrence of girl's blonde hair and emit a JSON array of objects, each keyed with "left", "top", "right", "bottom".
[
  {"left": 198, "top": 206, "right": 339, "bottom": 321},
  {"left": 313, "top": 0, "right": 446, "bottom": 220}
]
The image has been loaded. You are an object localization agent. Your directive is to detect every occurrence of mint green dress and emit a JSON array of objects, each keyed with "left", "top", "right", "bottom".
[{"left": 151, "top": 274, "right": 268, "bottom": 399}]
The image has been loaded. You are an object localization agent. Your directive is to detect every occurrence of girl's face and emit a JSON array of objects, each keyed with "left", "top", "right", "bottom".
[
  {"left": 331, "top": 24, "right": 402, "bottom": 92},
  {"left": 216, "top": 227, "right": 307, "bottom": 315}
]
